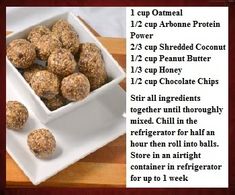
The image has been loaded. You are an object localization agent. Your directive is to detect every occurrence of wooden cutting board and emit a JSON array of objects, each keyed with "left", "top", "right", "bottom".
[{"left": 6, "top": 19, "right": 126, "bottom": 187}]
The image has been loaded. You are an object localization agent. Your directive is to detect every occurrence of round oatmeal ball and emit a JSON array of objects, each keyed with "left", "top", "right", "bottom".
[
  {"left": 27, "top": 25, "right": 51, "bottom": 45},
  {"left": 6, "top": 101, "right": 28, "bottom": 130},
  {"left": 61, "top": 73, "right": 90, "bottom": 101},
  {"left": 48, "top": 48, "right": 77, "bottom": 77},
  {"left": 52, "top": 19, "right": 74, "bottom": 38},
  {"left": 35, "top": 34, "right": 62, "bottom": 61},
  {"left": 60, "top": 30, "right": 80, "bottom": 55},
  {"left": 23, "top": 63, "right": 45, "bottom": 83},
  {"left": 43, "top": 95, "right": 66, "bottom": 111},
  {"left": 78, "top": 43, "right": 108, "bottom": 91},
  {"left": 7, "top": 39, "right": 36, "bottom": 69},
  {"left": 30, "top": 70, "right": 60, "bottom": 100},
  {"left": 27, "top": 128, "right": 56, "bottom": 158}
]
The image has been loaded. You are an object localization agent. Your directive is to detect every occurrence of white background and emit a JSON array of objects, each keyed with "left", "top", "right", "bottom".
[{"left": 6, "top": 7, "right": 126, "bottom": 38}]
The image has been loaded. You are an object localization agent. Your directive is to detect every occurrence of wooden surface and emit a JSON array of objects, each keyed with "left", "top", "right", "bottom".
[{"left": 6, "top": 20, "right": 126, "bottom": 187}]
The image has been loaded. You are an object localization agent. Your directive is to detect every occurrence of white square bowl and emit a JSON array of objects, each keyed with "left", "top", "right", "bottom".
[{"left": 6, "top": 12, "right": 125, "bottom": 124}]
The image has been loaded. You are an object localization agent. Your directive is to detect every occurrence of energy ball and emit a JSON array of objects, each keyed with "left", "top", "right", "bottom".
[
  {"left": 6, "top": 101, "right": 28, "bottom": 130},
  {"left": 78, "top": 43, "right": 108, "bottom": 91},
  {"left": 35, "top": 34, "right": 62, "bottom": 61},
  {"left": 61, "top": 73, "right": 90, "bottom": 101},
  {"left": 23, "top": 63, "right": 45, "bottom": 83},
  {"left": 43, "top": 95, "right": 66, "bottom": 111},
  {"left": 48, "top": 48, "right": 77, "bottom": 77},
  {"left": 7, "top": 39, "right": 36, "bottom": 69},
  {"left": 52, "top": 19, "right": 74, "bottom": 38},
  {"left": 27, "top": 25, "right": 51, "bottom": 45},
  {"left": 27, "top": 128, "right": 56, "bottom": 158},
  {"left": 60, "top": 30, "right": 80, "bottom": 55},
  {"left": 30, "top": 70, "right": 60, "bottom": 100}
]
